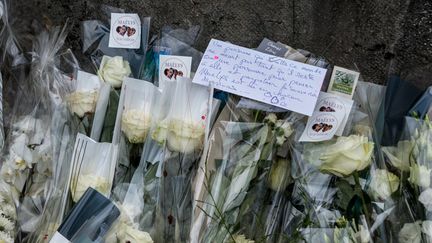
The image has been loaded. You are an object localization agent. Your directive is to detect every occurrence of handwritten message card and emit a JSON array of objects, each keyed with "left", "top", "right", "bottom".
[{"left": 192, "top": 39, "right": 327, "bottom": 116}]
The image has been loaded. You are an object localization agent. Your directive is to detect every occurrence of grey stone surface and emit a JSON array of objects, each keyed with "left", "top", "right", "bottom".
[{"left": 10, "top": 0, "right": 432, "bottom": 88}]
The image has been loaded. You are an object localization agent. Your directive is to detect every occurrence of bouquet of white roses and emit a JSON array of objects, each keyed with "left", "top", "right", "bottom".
[
  {"left": 190, "top": 94, "right": 299, "bottom": 243},
  {"left": 110, "top": 77, "right": 160, "bottom": 188}
]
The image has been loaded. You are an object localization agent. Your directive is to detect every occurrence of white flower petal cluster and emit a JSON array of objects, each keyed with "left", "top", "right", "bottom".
[
  {"left": 368, "top": 169, "right": 399, "bottom": 201},
  {"left": 419, "top": 188, "right": 432, "bottom": 211},
  {"left": 399, "top": 221, "right": 422, "bottom": 243},
  {"left": 151, "top": 120, "right": 169, "bottom": 145},
  {"left": 1, "top": 116, "right": 52, "bottom": 192},
  {"left": 167, "top": 120, "right": 205, "bottom": 153},
  {"left": 263, "top": 113, "right": 277, "bottom": 125},
  {"left": 275, "top": 120, "right": 293, "bottom": 146},
  {"left": 155, "top": 119, "right": 205, "bottom": 153},
  {"left": 66, "top": 90, "right": 98, "bottom": 117},
  {"left": 263, "top": 113, "right": 294, "bottom": 146},
  {"left": 70, "top": 174, "right": 110, "bottom": 202},
  {"left": 409, "top": 164, "right": 431, "bottom": 188},
  {"left": 105, "top": 204, "right": 153, "bottom": 243},
  {"left": 117, "top": 224, "right": 153, "bottom": 243},
  {"left": 0, "top": 231, "right": 13, "bottom": 243},
  {"left": 98, "top": 56, "right": 131, "bottom": 88},
  {"left": 382, "top": 140, "right": 413, "bottom": 171},
  {"left": 411, "top": 127, "right": 432, "bottom": 164},
  {"left": 121, "top": 109, "right": 152, "bottom": 143},
  {"left": 0, "top": 185, "right": 16, "bottom": 241},
  {"left": 319, "top": 135, "right": 374, "bottom": 177},
  {"left": 422, "top": 220, "right": 432, "bottom": 239}
]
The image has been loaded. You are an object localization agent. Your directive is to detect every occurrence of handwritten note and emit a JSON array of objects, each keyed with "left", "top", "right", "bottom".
[{"left": 192, "top": 39, "right": 327, "bottom": 116}]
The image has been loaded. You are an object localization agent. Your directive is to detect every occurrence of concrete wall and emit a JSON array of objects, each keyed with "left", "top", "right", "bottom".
[{"left": 11, "top": 0, "right": 432, "bottom": 88}]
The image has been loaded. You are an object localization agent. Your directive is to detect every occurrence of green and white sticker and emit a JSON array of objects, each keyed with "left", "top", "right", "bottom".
[{"left": 327, "top": 66, "right": 360, "bottom": 99}]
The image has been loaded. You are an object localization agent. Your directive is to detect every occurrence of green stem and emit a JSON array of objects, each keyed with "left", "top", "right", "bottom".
[
  {"left": 353, "top": 172, "right": 371, "bottom": 228},
  {"left": 254, "top": 110, "right": 260, "bottom": 123}
]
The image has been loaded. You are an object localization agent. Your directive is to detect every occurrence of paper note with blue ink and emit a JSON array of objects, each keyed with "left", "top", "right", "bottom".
[{"left": 192, "top": 39, "right": 327, "bottom": 116}]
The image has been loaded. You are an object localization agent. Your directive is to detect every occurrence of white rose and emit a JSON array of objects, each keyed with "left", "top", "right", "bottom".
[
  {"left": 121, "top": 109, "right": 152, "bottom": 143},
  {"left": 98, "top": 56, "right": 131, "bottom": 88},
  {"left": 70, "top": 174, "right": 110, "bottom": 202},
  {"left": 66, "top": 90, "right": 98, "bottom": 118},
  {"left": 166, "top": 119, "right": 205, "bottom": 153},
  {"left": 382, "top": 140, "right": 413, "bottom": 171},
  {"left": 409, "top": 164, "right": 431, "bottom": 188},
  {"left": 319, "top": 135, "right": 374, "bottom": 177},
  {"left": 399, "top": 221, "right": 422, "bottom": 243},
  {"left": 368, "top": 169, "right": 399, "bottom": 201},
  {"left": 419, "top": 188, "right": 432, "bottom": 211},
  {"left": 117, "top": 223, "right": 153, "bottom": 243},
  {"left": 151, "top": 120, "right": 169, "bottom": 145}
]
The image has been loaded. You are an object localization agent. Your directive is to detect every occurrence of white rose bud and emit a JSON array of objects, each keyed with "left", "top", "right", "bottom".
[
  {"left": 398, "top": 221, "right": 422, "bottom": 243},
  {"left": 267, "top": 158, "right": 291, "bottom": 191},
  {"left": 419, "top": 188, "right": 432, "bottom": 211},
  {"left": 368, "top": 169, "right": 399, "bottom": 201},
  {"left": 382, "top": 140, "right": 413, "bottom": 171},
  {"left": 121, "top": 109, "right": 152, "bottom": 143},
  {"left": 98, "top": 56, "right": 131, "bottom": 88},
  {"left": 409, "top": 164, "right": 431, "bottom": 188},
  {"left": 319, "top": 135, "right": 374, "bottom": 177},
  {"left": 66, "top": 91, "right": 98, "bottom": 118},
  {"left": 166, "top": 119, "right": 205, "bottom": 153}
]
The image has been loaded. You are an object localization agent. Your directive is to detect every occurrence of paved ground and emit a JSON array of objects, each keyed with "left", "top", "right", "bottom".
[{"left": 10, "top": 0, "right": 432, "bottom": 88}]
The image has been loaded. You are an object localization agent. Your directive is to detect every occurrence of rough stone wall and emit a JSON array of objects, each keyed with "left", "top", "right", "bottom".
[{"left": 11, "top": 0, "right": 432, "bottom": 88}]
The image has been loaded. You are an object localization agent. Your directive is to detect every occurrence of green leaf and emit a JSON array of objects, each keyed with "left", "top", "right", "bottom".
[
  {"left": 335, "top": 180, "right": 355, "bottom": 210},
  {"left": 100, "top": 89, "right": 120, "bottom": 142}
]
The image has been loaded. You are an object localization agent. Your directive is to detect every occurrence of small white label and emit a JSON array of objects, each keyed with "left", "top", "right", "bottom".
[
  {"left": 158, "top": 55, "right": 192, "bottom": 90},
  {"left": 109, "top": 13, "right": 141, "bottom": 49},
  {"left": 300, "top": 92, "right": 353, "bottom": 142},
  {"left": 193, "top": 39, "right": 327, "bottom": 116}
]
